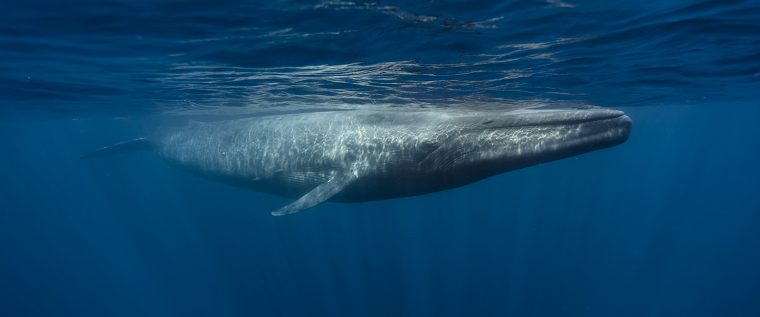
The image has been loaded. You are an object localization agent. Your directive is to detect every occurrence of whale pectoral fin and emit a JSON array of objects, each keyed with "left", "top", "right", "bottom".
[{"left": 271, "top": 172, "right": 357, "bottom": 216}]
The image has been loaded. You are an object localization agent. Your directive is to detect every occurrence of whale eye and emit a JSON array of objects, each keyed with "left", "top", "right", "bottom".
[{"left": 482, "top": 120, "right": 494, "bottom": 125}]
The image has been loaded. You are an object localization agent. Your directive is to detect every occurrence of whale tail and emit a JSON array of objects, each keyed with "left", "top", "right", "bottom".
[{"left": 79, "top": 138, "right": 153, "bottom": 160}]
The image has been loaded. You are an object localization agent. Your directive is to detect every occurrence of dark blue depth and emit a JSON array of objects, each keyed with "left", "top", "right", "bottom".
[{"left": 1, "top": 1, "right": 760, "bottom": 316}]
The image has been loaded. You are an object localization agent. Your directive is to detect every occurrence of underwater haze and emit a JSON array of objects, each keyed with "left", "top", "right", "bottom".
[{"left": 1, "top": 0, "right": 760, "bottom": 316}]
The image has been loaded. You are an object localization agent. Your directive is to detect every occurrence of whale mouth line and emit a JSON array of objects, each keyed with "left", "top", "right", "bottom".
[
  {"left": 484, "top": 109, "right": 627, "bottom": 130},
  {"left": 539, "top": 112, "right": 626, "bottom": 127}
]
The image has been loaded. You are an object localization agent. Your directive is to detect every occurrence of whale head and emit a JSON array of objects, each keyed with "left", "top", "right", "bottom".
[{"left": 421, "top": 107, "right": 632, "bottom": 184}]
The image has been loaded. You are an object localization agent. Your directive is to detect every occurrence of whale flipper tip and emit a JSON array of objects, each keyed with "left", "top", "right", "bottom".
[{"left": 270, "top": 171, "right": 357, "bottom": 216}]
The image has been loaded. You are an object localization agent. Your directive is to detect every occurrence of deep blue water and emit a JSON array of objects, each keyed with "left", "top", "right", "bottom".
[{"left": 1, "top": 1, "right": 760, "bottom": 316}]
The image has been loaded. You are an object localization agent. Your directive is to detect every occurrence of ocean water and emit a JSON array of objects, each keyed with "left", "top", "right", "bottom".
[{"left": 1, "top": 0, "right": 759, "bottom": 316}]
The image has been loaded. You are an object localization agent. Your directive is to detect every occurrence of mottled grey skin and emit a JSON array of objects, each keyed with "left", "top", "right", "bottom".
[{"left": 145, "top": 108, "right": 631, "bottom": 215}]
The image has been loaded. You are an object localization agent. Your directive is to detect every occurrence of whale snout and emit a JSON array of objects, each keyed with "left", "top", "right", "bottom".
[
  {"left": 612, "top": 111, "right": 633, "bottom": 143},
  {"left": 562, "top": 110, "right": 632, "bottom": 151},
  {"left": 587, "top": 111, "right": 632, "bottom": 147},
  {"left": 538, "top": 108, "right": 632, "bottom": 144}
]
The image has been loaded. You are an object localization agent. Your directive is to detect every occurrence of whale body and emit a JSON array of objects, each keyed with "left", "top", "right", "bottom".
[{"left": 82, "top": 108, "right": 631, "bottom": 215}]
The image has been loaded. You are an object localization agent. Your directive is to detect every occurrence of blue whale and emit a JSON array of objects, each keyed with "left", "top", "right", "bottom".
[{"left": 82, "top": 107, "right": 632, "bottom": 215}]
